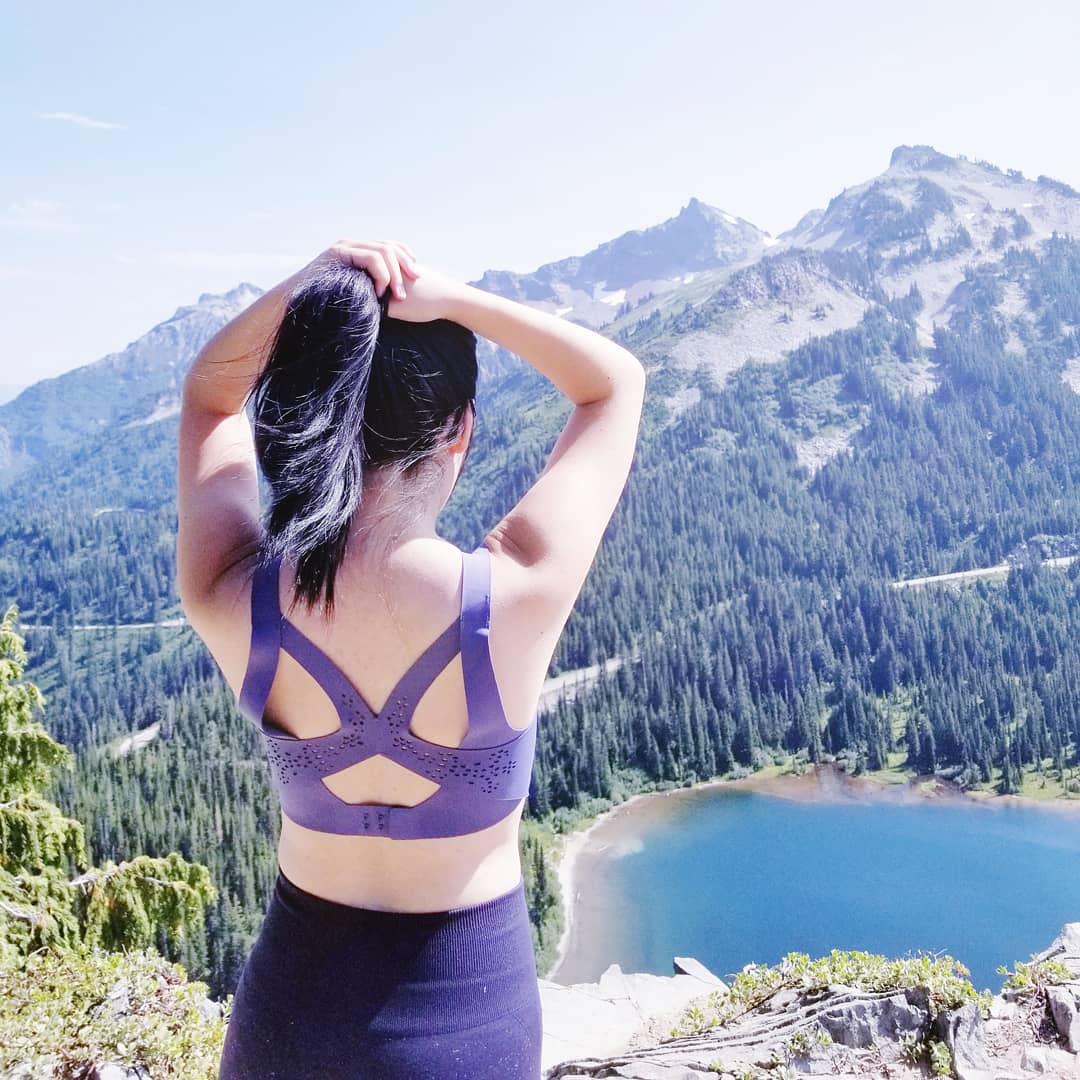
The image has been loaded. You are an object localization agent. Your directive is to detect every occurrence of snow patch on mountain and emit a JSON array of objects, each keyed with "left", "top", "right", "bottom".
[{"left": 1063, "top": 358, "right": 1080, "bottom": 394}]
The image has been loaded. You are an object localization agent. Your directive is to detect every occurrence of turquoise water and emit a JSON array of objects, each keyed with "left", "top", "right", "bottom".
[{"left": 558, "top": 787, "right": 1080, "bottom": 992}]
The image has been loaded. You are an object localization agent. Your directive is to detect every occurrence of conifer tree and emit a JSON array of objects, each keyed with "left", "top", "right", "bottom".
[{"left": 0, "top": 603, "right": 215, "bottom": 964}]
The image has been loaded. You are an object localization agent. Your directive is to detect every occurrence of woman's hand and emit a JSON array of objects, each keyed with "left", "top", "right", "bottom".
[
  {"left": 313, "top": 240, "right": 466, "bottom": 323},
  {"left": 313, "top": 239, "right": 419, "bottom": 302},
  {"left": 384, "top": 263, "right": 466, "bottom": 323}
]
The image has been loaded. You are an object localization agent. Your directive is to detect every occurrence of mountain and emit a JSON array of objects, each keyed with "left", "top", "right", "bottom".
[
  {"left": 475, "top": 197, "right": 770, "bottom": 327},
  {"left": 0, "top": 284, "right": 262, "bottom": 483},
  {"left": 593, "top": 145, "right": 1080, "bottom": 467},
  {"left": 613, "top": 144, "right": 1080, "bottom": 365},
  {"left": 468, "top": 197, "right": 769, "bottom": 379},
  {"left": 7, "top": 146, "right": 1080, "bottom": 493},
  {"left": 5, "top": 143, "right": 1080, "bottom": 590},
  {"left": 5, "top": 141, "right": 1080, "bottom": 611},
  {"left": 782, "top": 144, "right": 1080, "bottom": 337},
  {"left": 0, "top": 199, "right": 770, "bottom": 478}
]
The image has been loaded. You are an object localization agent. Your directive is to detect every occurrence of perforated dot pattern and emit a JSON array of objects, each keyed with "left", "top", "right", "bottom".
[
  {"left": 264, "top": 730, "right": 364, "bottom": 785},
  {"left": 261, "top": 688, "right": 529, "bottom": 827},
  {"left": 384, "top": 695, "right": 520, "bottom": 794}
]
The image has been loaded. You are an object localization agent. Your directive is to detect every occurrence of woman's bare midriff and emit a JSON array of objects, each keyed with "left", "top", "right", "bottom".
[{"left": 276, "top": 802, "right": 526, "bottom": 911}]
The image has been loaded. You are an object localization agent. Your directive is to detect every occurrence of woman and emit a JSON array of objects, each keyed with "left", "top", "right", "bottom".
[{"left": 176, "top": 239, "right": 645, "bottom": 1078}]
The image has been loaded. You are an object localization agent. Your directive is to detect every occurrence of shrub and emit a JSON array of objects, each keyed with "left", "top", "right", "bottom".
[
  {"left": 670, "top": 948, "right": 991, "bottom": 1037},
  {"left": 0, "top": 947, "right": 228, "bottom": 1079},
  {"left": 997, "top": 955, "right": 1073, "bottom": 994}
]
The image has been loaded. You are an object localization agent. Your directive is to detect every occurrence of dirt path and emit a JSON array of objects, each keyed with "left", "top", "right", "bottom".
[{"left": 892, "top": 554, "right": 1078, "bottom": 589}]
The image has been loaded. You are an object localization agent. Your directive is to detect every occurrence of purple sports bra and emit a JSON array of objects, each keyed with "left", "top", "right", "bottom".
[{"left": 236, "top": 544, "right": 538, "bottom": 839}]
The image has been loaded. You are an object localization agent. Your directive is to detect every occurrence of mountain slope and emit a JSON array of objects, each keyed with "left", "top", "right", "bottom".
[
  {"left": 0, "top": 284, "right": 262, "bottom": 482},
  {"left": 469, "top": 196, "right": 771, "bottom": 379},
  {"left": 784, "top": 144, "right": 1080, "bottom": 337},
  {"left": 475, "top": 197, "right": 769, "bottom": 328}
]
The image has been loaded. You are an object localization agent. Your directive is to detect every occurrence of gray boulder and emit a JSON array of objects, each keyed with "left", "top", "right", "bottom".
[
  {"left": 1047, "top": 984, "right": 1080, "bottom": 1053},
  {"left": 818, "top": 986, "right": 929, "bottom": 1046},
  {"left": 931, "top": 1003, "right": 993, "bottom": 1080},
  {"left": 1016, "top": 1044, "right": 1077, "bottom": 1074},
  {"left": 1036, "top": 924, "right": 1080, "bottom": 978},
  {"left": 671, "top": 957, "right": 725, "bottom": 987}
]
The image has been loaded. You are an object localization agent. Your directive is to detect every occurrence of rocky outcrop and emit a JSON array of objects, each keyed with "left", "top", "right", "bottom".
[
  {"left": 542, "top": 924, "right": 1080, "bottom": 1080},
  {"left": 539, "top": 961, "right": 727, "bottom": 1075}
]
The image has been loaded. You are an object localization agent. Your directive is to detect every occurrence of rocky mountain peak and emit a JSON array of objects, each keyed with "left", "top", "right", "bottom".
[
  {"left": 888, "top": 144, "right": 958, "bottom": 173},
  {"left": 472, "top": 195, "right": 768, "bottom": 340},
  {"left": 678, "top": 195, "right": 739, "bottom": 226},
  {"left": 780, "top": 143, "right": 1080, "bottom": 338},
  {"left": 197, "top": 282, "right": 261, "bottom": 307},
  {"left": 170, "top": 282, "right": 264, "bottom": 327}
]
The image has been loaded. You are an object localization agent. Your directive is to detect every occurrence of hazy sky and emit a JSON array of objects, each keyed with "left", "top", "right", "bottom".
[{"left": 5, "top": 0, "right": 1079, "bottom": 387}]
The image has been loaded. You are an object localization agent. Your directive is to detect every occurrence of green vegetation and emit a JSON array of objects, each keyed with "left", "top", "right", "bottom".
[
  {"left": 929, "top": 1039, "right": 954, "bottom": 1075},
  {"left": 669, "top": 949, "right": 992, "bottom": 1038},
  {"left": 900, "top": 1030, "right": 924, "bottom": 1064},
  {"left": 0, "top": 607, "right": 223, "bottom": 1076},
  {"left": 996, "top": 954, "right": 1074, "bottom": 994},
  {"left": 900, "top": 1032, "right": 955, "bottom": 1076},
  {"left": 0, "top": 948, "right": 227, "bottom": 1079},
  {"left": 783, "top": 1028, "right": 832, "bottom": 1057},
  {"left": 521, "top": 815, "right": 563, "bottom": 974}
]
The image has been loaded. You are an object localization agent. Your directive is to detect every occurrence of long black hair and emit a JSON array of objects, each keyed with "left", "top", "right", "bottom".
[{"left": 248, "top": 261, "right": 477, "bottom": 616}]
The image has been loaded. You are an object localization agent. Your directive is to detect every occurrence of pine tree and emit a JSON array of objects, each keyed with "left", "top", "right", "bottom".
[{"left": 0, "top": 603, "right": 216, "bottom": 964}]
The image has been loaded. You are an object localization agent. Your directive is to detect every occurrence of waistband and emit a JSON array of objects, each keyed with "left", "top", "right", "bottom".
[{"left": 274, "top": 867, "right": 526, "bottom": 930}]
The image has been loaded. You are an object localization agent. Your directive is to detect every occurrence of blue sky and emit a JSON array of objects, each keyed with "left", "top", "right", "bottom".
[{"left": 4, "top": 0, "right": 1079, "bottom": 389}]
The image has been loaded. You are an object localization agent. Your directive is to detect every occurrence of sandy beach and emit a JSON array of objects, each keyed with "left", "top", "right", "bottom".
[
  {"left": 546, "top": 788, "right": 661, "bottom": 983},
  {"left": 543, "top": 764, "right": 1080, "bottom": 983}
]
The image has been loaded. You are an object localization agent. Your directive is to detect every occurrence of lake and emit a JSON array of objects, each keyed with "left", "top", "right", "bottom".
[{"left": 549, "top": 777, "right": 1080, "bottom": 993}]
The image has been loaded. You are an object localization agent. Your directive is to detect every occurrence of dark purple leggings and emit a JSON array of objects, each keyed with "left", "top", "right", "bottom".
[{"left": 219, "top": 869, "right": 542, "bottom": 1079}]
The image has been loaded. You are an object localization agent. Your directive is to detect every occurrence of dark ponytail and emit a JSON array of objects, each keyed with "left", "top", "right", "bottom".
[{"left": 248, "top": 261, "right": 477, "bottom": 616}]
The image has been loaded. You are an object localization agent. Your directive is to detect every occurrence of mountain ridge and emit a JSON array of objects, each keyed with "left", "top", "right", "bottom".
[{"left": 7, "top": 142, "right": 1079, "bottom": 488}]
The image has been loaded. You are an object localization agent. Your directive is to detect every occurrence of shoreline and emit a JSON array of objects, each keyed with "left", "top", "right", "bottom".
[
  {"left": 542, "top": 763, "right": 1080, "bottom": 982},
  {"left": 546, "top": 786, "right": 662, "bottom": 983}
]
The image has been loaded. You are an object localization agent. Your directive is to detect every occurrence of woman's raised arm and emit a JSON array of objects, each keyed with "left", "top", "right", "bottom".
[{"left": 394, "top": 268, "right": 646, "bottom": 633}]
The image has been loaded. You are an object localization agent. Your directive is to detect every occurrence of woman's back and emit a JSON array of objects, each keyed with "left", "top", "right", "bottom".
[{"left": 217, "top": 534, "right": 547, "bottom": 910}]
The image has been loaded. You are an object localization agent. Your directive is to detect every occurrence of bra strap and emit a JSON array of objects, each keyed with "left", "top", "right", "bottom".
[
  {"left": 238, "top": 557, "right": 283, "bottom": 724},
  {"left": 458, "top": 544, "right": 510, "bottom": 747}
]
